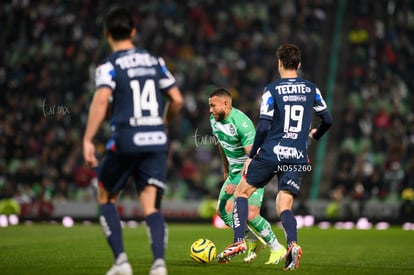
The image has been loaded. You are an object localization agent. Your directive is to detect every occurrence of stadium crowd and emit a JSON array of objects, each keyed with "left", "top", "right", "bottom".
[
  {"left": 0, "top": 0, "right": 331, "bottom": 212},
  {"left": 331, "top": 0, "right": 414, "bottom": 219},
  {"left": 2, "top": 0, "right": 413, "bottom": 220}
]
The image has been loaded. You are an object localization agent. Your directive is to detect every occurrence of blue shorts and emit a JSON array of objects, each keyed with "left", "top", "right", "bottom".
[
  {"left": 98, "top": 150, "right": 167, "bottom": 196},
  {"left": 218, "top": 172, "right": 265, "bottom": 207},
  {"left": 246, "top": 157, "right": 304, "bottom": 197}
]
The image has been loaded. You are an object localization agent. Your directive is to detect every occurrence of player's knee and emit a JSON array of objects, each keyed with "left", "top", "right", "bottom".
[
  {"left": 234, "top": 188, "right": 248, "bottom": 198},
  {"left": 234, "top": 182, "right": 255, "bottom": 198},
  {"left": 224, "top": 203, "right": 233, "bottom": 214},
  {"left": 97, "top": 186, "right": 116, "bottom": 205},
  {"left": 247, "top": 212, "right": 257, "bottom": 221}
]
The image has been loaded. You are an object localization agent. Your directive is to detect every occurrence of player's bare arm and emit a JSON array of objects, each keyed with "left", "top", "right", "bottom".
[
  {"left": 83, "top": 87, "right": 112, "bottom": 167},
  {"left": 164, "top": 86, "right": 183, "bottom": 128},
  {"left": 308, "top": 128, "right": 318, "bottom": 140},
  {"left": 218, "top": 143, "right": 229, "bottom": 180}
]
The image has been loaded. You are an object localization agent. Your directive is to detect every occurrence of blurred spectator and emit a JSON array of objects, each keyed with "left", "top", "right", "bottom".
[
  {"left": 178, "top": 153, "right": 210, "bottom": 199},
  {"left": 72, "top": 163, "right": 97, "bottom": 188},
  {"left": 332, "top": 0, "right": 414, "bottom": 207},
  {"left": 2, "top": 1, "right": 332, "bottom": 211},
  {"left": 363, "top": 165, "right": 386, "bottom": 200},
  {"left": 399, "top": 187, "right": 414, "bottom": 222}
]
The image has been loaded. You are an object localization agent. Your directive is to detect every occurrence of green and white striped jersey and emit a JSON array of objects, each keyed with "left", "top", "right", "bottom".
[{"left": 210, "top": 107, "right": 256, "bottom": 175}]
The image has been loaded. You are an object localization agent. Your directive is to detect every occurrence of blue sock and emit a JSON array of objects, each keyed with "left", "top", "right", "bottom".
[
  {"left": 233, "top": 197, "right": 248, "bottom": 243},
  {"left": 280, "top": 209, "right": 297, "bottom": 247},
  {"left": 99, "top": 203, "right": 124, "bottom": 261},
  {"left": 146, "top": 211, "right": 166, "bottom": 260}
]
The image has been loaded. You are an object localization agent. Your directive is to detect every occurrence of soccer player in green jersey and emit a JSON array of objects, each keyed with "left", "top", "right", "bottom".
[{"left": 209, "top": 88, "right": 286, "bottom": 264}]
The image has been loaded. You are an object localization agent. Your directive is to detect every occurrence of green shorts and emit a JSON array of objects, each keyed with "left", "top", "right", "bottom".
[{"left": 218, "top": 172, "right": 264, "bottom": 207}]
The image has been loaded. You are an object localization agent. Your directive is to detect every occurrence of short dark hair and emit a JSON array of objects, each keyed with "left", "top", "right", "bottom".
[
  {"left": 209, "top": 87, "right": 232, "bottom": 98},
  {"left": 276, "top": 44, "right": 301, "bottom": 70},
  {"left": 104, "top": 7, "right": 134, "bottom": 40}
]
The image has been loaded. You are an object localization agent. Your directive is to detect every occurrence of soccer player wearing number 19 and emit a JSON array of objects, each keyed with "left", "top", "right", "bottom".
[
  {"left": 217, "top": 44, "right": 332, "bottom": 270},
  {"left": 82, "top": 7, "right": 183, "bottom": 275}
]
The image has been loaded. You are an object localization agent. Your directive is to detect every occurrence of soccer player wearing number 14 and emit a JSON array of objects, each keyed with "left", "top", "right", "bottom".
[
  {"left": 217, "top": 44, "right": 332, "bottom": 270},
  {"left": 83, "top": 7, "right": 183, "bottom": 275}
]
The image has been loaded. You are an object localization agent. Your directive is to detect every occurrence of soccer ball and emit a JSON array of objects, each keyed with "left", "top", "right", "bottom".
[{"left": 190, "top": 238, "right": 216, "bottom": 263}]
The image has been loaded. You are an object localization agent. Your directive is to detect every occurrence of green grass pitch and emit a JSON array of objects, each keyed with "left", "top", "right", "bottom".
[{"left": 1, "top": 222, "right": 413, "bottom": 274}]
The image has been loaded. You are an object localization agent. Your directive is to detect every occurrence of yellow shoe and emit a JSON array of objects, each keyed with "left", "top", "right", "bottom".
[
  {"left": 264, "top": 245, "right": 287, "bottom": 264},
  {"left": 243, "top": 239, "right": 258, "bottom": 263}
]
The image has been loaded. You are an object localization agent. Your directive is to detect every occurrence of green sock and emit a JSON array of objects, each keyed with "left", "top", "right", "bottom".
[
  {"left": 221, "top": 212, "right": 233, "bottom": 228},
  {"left": 248, "top": 215, "right": 281, "bottom": 250},
  {"left": 217, "top": 200, "right": 233, "bottom": 228}
]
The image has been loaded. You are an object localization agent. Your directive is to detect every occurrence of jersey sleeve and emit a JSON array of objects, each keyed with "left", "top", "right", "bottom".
[
  {"left": 237, "top": 115, "right": 255, "bottom": 146},
  {"left": 158, "top": 57, "right": 176, "bottom": 91},
  {"left": 259, "top": 88, "right": 274, "bottom": 121},
  {"left": 313, "top": 88, "right": 328, "bottom": 113},
  {"left": 95, "top": 61, "right": 116, "bottom": 90}
]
